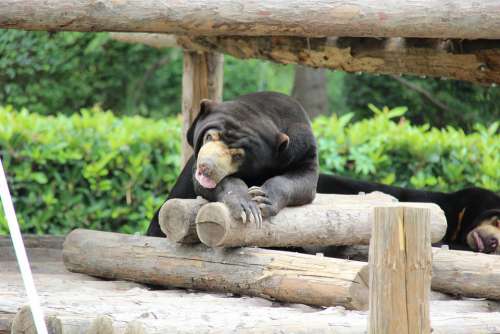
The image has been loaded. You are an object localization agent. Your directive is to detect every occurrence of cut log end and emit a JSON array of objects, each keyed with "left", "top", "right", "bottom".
[
  {"left": 196, "top": 202, "right": 232, "bottom": 247},
  {"left": 159, "top": 197, "right": 207, "bottom": 243}
]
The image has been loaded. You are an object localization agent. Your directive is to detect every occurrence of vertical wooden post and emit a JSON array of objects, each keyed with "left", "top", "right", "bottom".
[
  {"left": 181, "top": 51, "right": 224, "bottom": 166},
  {"left": 368, "top": 205, "right": 432, "bottom": 334}
]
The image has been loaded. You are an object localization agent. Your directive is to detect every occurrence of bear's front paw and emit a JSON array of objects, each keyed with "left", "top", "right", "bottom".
[
  {"left": 223, "top": 193, "right": 262, "bottom": 228},
  {"left": 248, "top": 186, "right": 279, "bottom": 219}
]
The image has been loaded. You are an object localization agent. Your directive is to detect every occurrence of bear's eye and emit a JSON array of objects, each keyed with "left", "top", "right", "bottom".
[
  {"left": 232, "top": 152, "right": 243, "bottom": 162},
  {"left": 204, "top": 132, "right": 213, "bottom": 143}
]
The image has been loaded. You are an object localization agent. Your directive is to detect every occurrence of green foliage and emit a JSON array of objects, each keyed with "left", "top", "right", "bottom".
[
  {"left": 0, "top": 30, "right": 184, "bottom": 117},
  {"left": 0, "top": 105, "right": 180, "bottom": 235},
  {"left": 314, "top": 105, "right": 500, "bottom": 191},
  {"left": 343, "top": 73, "right": 500, "bottom": 130},
  {"left": 0, "top": 30, "right": 292, "bottom": 119},
  {"left": 0, "top": 105, "right": 498, "bottom": 235}
]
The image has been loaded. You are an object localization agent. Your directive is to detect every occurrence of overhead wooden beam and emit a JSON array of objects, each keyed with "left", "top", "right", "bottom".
[
  {"left": 2, "top": 1, "right": 500, "bottom": 40},
  {"left": 111, "top": 33, "right": 500, "bottom": 84},
  {"left": 181, "top": 36, "right": 500, "bottom": 85}
]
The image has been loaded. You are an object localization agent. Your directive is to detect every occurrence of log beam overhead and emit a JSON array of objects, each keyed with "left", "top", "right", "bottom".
[
  {"left": 180, "top": 36, "right": 500, "bottom": 85},
  {"left": 1, "top": 1, "right": 500, "bottom": 40}
]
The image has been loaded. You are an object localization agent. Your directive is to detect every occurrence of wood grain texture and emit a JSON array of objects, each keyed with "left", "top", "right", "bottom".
[
  {"left": 110, "top": 32, "right": 179, "bottom": 49},
  {"left": 181, "top": 50, "right": 223, "bottom": 165},
  {"left": 159, "top": 196, "right": 208, "bottom": 243},
  {"left": 63, "top": 229, "right": 370, "bottom": 309},
  {"left": 312, "top": 243, "right": 500, "bottom": 302},
  {"left": 432, "top": 247, "right": 500, "bottom": 299},
  {"left": 1, "top": 1, "right": 500, "bottom": 39},
  {"left": 113, "top": 33, "right": 500, "bottom": 84},
  {"left": 182, "top": 36, "right": 500, "bottom": 85},
  {"left": 368, "top": 205, "right": 432, "bottom": 334},
  {"left": 161, "top": 192, "right": 401, "bottom": 245},
  {"left": 195, "top": 198, "right": 446, "bottom": 248}
]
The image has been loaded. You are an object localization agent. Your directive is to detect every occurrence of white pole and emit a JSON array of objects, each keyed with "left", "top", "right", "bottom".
[{"left": 0, "top": 158, "right": 48, "bottom": 334}]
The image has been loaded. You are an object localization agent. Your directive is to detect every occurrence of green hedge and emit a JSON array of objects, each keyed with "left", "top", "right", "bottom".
[{"left": 1, "top": 105, "right": 498, "bottom": 235}]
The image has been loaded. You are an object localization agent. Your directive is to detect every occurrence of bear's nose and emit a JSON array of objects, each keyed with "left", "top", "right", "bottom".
[{"left": 198, "top": 161, "right": 214, "bottom": 176}]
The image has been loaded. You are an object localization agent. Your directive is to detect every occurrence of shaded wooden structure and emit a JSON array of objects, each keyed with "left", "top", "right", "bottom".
[{"left": 2, "top": 2, "right": 500, "bottom": 333}]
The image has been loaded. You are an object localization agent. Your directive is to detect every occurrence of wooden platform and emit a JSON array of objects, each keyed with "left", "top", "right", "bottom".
[{"left": 2, "top": 235, "right": 500, "bottom": 333}]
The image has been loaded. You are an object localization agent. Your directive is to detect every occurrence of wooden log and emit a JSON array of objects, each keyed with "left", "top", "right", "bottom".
[
  {"left": 2, "top": 1, "right": 500, "bottom": 40},
  {"left": 432, "top": 247, "right": 500, "bottom": 299},
  {"left": 182, "top": 51, "right": 223, "bottom": 166},
  {"left": 63, "top": 229, "right": 369, "bottom": 309},
  {"left": 316, "top": 243, "right": 500, "bottom": 301},
  {"left": 368, "top": 206, "right": 432, "bottom": 334},
  {"left": 160, "top": 192, "right": 399, "bottom": 244},
  {"left": 195, "top": 200, "right": 446, "bottom": 248},
  {"left": 112, "top": 33, "right": 500, "bottom": 85},
  {"left": 180, "top": 36, "right": 500, "bottom": 85},
  {"left": 159, "top": 197, "right": 208, "bottom": 243}
]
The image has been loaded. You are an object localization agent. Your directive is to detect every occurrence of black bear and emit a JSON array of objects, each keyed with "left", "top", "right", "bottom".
[
  {"left": 147, "top": 92, "right": 319, "bottom": 237},
  {"left": 317, "top": 174, "right": 500, "bottom": 253}
]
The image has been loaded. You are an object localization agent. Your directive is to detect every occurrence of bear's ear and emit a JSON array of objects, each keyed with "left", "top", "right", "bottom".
[
  {"left": 276, "top": 132, "right": 289, "bottom": 153},
  {"left": 187, "top": 99, "right": 218, "bottom": 147}
]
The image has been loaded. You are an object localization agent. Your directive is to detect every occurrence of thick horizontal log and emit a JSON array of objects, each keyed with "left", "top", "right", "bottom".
[
  {"left": 161, "top": 192, "right": 400, "bottom": 244},
  {"left": 180, "top": 36, "right": 500, "bottom": 85},
  {"left": 194, "top": 199, "right": 445, "bottom": 248},
  {"left": 321, "top": 244, "right": 500, "bottom": 300},
  {"left": 63, "top": 229, "right": 370, "bottom": 309},
  {"left": 432, "top": 248, "right": 500, "bottom": 300},
  {"left": 2, "top": 1, "right": 500, "bottom": 40},
  {"left": 111, "top": 33, "right": 500, "bottom": 84}
]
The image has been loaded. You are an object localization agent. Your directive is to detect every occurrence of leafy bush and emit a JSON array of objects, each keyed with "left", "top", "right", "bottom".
[
  {"left": 0, "top": 30, "right": 292, "bottom": 119},
  {"left": 315, "top": 104, "right": 500, "bottom": 191},
  {"left": 0, "top": 105, "right": 498, "bottom": 235},
  {"left": 343, "top": 73, "right": 500, "bottom": 130},
  {"left": 0, "top": 106, "right": 180, "bottom": 235}
]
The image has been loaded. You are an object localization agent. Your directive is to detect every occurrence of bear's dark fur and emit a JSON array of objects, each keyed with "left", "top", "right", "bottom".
[
  {"left": 147, "top": 92, "right": 319, "bottom": 237},
  {"left": 317, "top": 174, "right": 500, "bottom": 251}
]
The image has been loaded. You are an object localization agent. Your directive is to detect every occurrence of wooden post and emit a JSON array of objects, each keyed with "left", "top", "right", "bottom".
[
  {"left": 181, "top": 51, "right": 223, "bottom": 166},
  {"left": 368, "top": 205, "right": 432, "bottom": 334}
]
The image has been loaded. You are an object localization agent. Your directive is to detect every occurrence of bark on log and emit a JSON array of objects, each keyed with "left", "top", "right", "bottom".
[
  {"left": 2, "top": 1, "right": 500, "bottom": 40},
  {"left": 110, "top": 32, "right": 179, "bottom": 49},
  {"left": 160, "top": 192, "right": 400, "bottom": 245},
  {"left": 180, "top": 36, "right": 500, "bottom": 85},
  {"left": 432, "top": 248, "right": 500, "bottom": 300},
  {"left": 63, "top": 229, "right": 370, "bottom": 309},
  {"left": 182, "top": 51, "right": 223, "bottom": 165},
  {"left": 195, "top": 200, "right": 446, "bottom": 248},
  {"left": 111, "top": 33, "right": 500, "bottom": 85},
  {"left": 368, "top": 206, "right": 431, "bottom": 334},
  {"left": 315, "top": 244, "right": 500, "bottom": 301}
]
